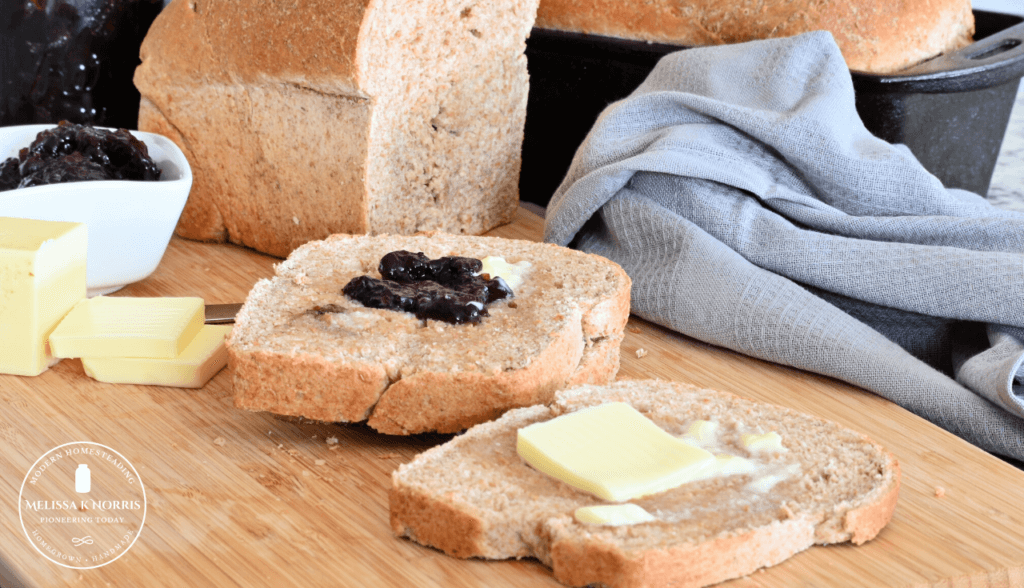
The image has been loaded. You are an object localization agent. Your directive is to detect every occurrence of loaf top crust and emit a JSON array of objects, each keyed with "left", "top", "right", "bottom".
[
  {"left": 390, "top": 379, "right": 901, "bottom": 588},
  {"left": 138, "top": 0, "right": 372, "bottom": 95},
  {"left": 535, "top": 0, "right": 975, "bottom": 73}
]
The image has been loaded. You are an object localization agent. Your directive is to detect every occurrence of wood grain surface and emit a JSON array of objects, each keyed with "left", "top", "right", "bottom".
[{"left": 2, "top": 206, "right": 1023, "bottom": 588}]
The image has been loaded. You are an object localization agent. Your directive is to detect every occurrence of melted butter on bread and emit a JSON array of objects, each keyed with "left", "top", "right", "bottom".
[
  {"left": 742, "top": 432, "right": 787, "bottom": 455},
  {"left": 477, "top": 256, "right": 530, "bottom": 292},
  {"left": 517, "top": 402, "right": 717, "bottom": 502},
  {"left": 575, "top": 503, "right": 657, "bottom": 526},
  {"left": 519, "top": 408, "right": 801, "bottom": 525}
]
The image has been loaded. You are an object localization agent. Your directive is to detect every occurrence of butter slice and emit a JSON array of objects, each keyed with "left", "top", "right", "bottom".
[
  {"left": 746, "top": 464, "right": 802, "bottom": 493},
  {"left": 0, "top": 217, "right": 87, "bottom": 376},
  {"left": 575, "top": 504, "right": 656, "bottom": 526},
  {"left": 478, "top": 256, "right": 530, "bottom": 292},
  {"left": 81, "top": 325, "right": 231, "bottom": 388},
  {"left": 742, "top": 432, "right": 786, "bottom": 454},
  {"left": 683, "top": 420, "right": 719, "bottom": 445},
  {"left": 49, "top": 296, "right": 205, "bottom": 359},
  {"left": 711, "top": 454, "right": 759, "bottom": 477},
  {"left": 517, "top": 402, "right": 716, "bottom": 501}
]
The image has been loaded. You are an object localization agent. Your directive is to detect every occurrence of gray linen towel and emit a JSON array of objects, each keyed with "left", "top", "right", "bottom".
[{"left": 544, "top": 31, "right": 1024, "bottom": 460}]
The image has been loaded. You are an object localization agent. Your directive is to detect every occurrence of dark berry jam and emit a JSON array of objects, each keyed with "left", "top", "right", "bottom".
[
  {"left": 0, "top": 121, "right": 161, "bottom": 191},
  {"left": 1, "top": 0, "right": 163, "bottom": 129},
  {"left": 341, "top": 251, "right": 514, "bottom": 324}
]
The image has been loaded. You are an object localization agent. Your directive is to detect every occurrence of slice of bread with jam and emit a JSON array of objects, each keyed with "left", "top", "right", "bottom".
[
  {"left": 228, "top": 232, "right": 631, "bottom": 434},
  {"left": 389, "top": 379, "right": 901, "bottom": 587}
]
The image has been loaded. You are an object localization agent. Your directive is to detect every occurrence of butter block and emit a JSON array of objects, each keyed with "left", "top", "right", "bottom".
[
  {"left": 575, "top": 503, "right": 657, "bottom": 526},
  {"left": 517, "top": 402, "right": 716, "bottom": 501},
  {"left": 0, "top": 217, "right": 87, "bottom": 376},
  {"left": 81, "top": 325, "right": 231, "bottom": 388},
  {"left": 49, "top": 296, "right": 205, "bottom": 359}
]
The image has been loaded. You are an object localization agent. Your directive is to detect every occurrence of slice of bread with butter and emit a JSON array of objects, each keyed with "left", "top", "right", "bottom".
[
  {"left": 228, "top": 232, "right": 631, "bottom": 435},
  {"left": 389, "top": 379, "right": 900, "bottom": 588}
]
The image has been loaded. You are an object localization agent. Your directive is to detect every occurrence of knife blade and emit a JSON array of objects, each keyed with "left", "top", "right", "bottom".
[{"left": 204, "top": 303, "right": 243, "bottom": 324}]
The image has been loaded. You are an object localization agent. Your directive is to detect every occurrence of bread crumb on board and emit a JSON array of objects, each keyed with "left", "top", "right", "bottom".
[
  {"left": 935, "top": 486, "right": 946, "bottom": 498},
  {"left": 213, "top": 436, "right": 226, "bottom": 446},
  {"left": 636, "top": 348, "right": 648, "bottom": 358},
  {"left": 326, "top": 436, "right": 339, "bottom": 445}
]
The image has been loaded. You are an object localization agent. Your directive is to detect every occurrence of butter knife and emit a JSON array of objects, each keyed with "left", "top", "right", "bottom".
[{"left": 204, "top": 303, "right": 243, "bottom": 324}]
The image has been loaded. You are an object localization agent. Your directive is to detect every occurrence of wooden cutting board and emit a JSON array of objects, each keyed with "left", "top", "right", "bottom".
[{"left": 2, "top": 206, "right": 1023, "bottom": 588}]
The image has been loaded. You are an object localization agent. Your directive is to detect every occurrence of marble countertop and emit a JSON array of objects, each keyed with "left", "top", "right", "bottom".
[{"left": 988, "top": 80, "right": 1024, "bottom": 211}]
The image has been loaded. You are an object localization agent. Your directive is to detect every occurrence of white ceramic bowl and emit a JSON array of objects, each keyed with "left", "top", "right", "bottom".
[{"left": 0, "top": 124, "right": 192, "bottom": 296}]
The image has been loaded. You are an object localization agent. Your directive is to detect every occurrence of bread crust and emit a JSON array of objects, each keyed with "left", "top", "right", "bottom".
[
  {"left": 390, "top": 380, "right": 901, "bottom": 587},
  {"left": 228, "top": 233, "right": 631, "bottom": 434},
  {"left": 545, "top": 514, "right": 818, "bottom": 588},
  {"left": 535, "top": 0, "right": 974, "bottom": 73},
  {"left": 231, "top": 349, "right": 387, "bottom": 423},
  {"left": 842, "top": 456, "right": 901, "bottom": 545},
  {"left": 389, "top": 485, "right": 489, "bottom": 559},
  {"left": 567, "top": 331, "right": 624, "bottom": 388}
]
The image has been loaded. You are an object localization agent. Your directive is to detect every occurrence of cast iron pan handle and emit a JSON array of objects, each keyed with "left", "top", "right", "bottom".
[{"left": 854, "top": 18, "right": 1024, "bottom": 93}]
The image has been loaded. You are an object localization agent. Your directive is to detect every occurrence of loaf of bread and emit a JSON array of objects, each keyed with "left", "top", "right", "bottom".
[
  {"left": 134, "top": 0, "right": 539, "bottom": 258},
  {"left": 228, "top": 232, "right": 631, "bottom": 434},
  {"left": 390, "top": 379, "right": 901, "bottom": 588},
  {"left": 535, "top": 0, "right": 974, "bottom": 73}
]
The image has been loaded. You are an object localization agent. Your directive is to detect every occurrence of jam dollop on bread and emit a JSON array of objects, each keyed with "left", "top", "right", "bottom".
[{"left": 342, "top": 250, "right": 513, "bottom": 324}]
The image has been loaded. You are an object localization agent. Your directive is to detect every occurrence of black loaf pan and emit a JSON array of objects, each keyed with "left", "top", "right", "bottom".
[{"left": 520, "top": 10, "right": 1024, "bottom": 206}]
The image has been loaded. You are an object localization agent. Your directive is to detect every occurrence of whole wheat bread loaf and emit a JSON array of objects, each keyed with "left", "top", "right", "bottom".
[
  {"left": 228, "top": 232, "right": 631, "bottom": 434},
  {"left": 390, "top": 379, "right": 900, "bottom": 588},
  {"left": 134, "top": 0, "right": 539, "bottom": 258},
  {"left": 535, "top": 0, "right": 974, "bottom": 73}
]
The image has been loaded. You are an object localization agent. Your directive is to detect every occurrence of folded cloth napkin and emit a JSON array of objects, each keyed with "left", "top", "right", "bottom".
[{"left": 544, "top": 31, "right": 1024, "bottom": 460}]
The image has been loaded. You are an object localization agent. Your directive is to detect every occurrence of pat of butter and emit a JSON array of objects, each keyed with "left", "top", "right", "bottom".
[
  {"left": 742, "top": 432, "right": 786, "bottom": 454},
  {"left": 683, "top": 420, "right": 719, "bottom": 445},
  {"left": 517, "top": 402, "right": 716, "bottom": 501},
  {"left": 746, "top": 464, "right": 802, "bottom": 493},
  {"left": 575, "top": 503, "right": 656, "bottom": 526},
  {"left": 0, "top": 217, "right": 87, "bottom": 376},
  {"left": 478, "top": 256, "right": 530, "bottom": 292},
  {"left": 712, "top": 454, "right": 759, "bottom": 476},
  {"left": 49, "top": 296, "right": 205, "bottom": 359},
  {"left": 81, "top": 325, "right": 231, "bottom": 388}
]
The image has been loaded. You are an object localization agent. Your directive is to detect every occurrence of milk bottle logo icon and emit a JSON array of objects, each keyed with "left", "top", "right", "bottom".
[{"left": 75, "top": 464, "right": 91, "bottom": 493}]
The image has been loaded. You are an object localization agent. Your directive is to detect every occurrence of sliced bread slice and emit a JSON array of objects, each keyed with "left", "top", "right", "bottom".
[
  {"left": 228, "top": 232, "right": 631, "bottom": 434},
  {"left": 389, "top": 379, "right": 900, "bottom": 588}
]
